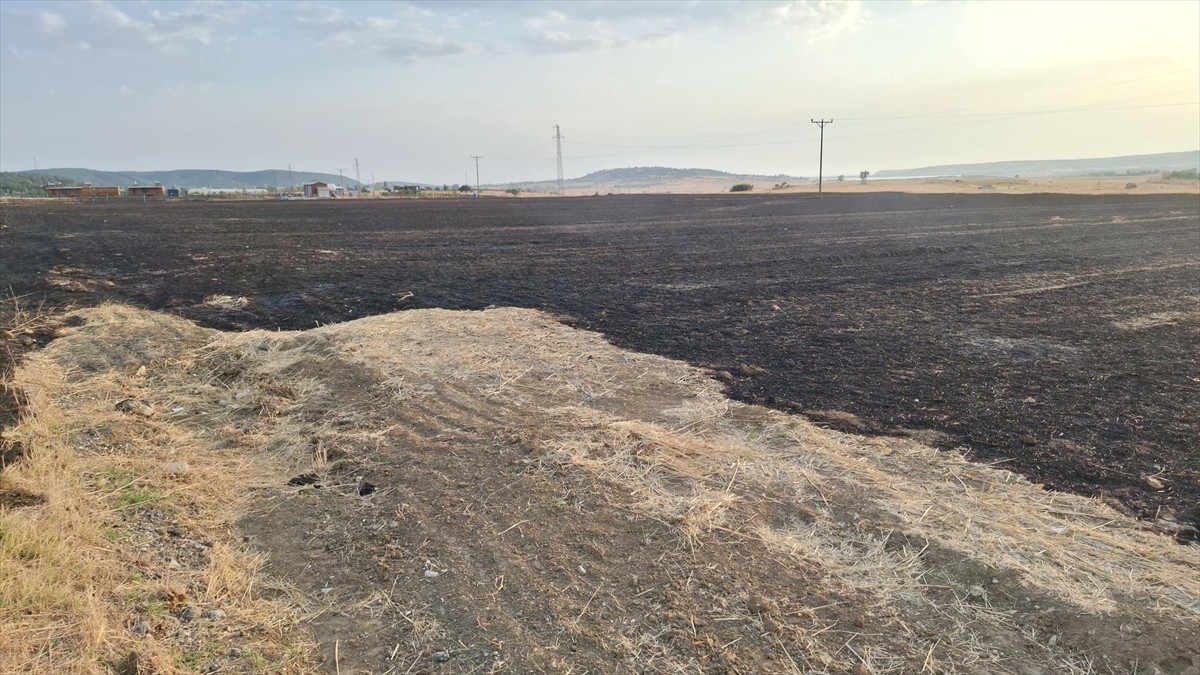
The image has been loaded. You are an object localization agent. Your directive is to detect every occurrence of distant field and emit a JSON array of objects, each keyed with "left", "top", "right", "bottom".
[
  {"left": 547, "top": 175, "right": 1200, "bottom": 195},
  {"left": 3, "top": 193, "right": 1198, "bottom": 530}
]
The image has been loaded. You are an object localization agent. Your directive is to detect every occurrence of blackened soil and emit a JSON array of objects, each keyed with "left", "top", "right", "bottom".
[{"left": 2, "top": 193, "right": 1197, "bottom": 529}]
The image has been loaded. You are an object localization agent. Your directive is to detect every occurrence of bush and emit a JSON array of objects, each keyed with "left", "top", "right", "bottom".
[
  {"left": 1164, "top": 169, "right": 1199, "bottom": 180},
  {"left": 505, "top": 188, "right": 521, "bottom": 196},
  {"left": 730, "top": 183, "right": 753, "bottom": 192}
]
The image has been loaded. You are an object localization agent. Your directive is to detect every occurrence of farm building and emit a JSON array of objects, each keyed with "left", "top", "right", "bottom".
[
  {"left": 304, "top": 181, "right": 332, "bottom": 198},
  {"left": 44, "top": 185, "right": 122, "bottom": 198},
  {"left": 128, "top": 185, "right": 166, "bottom": 197}
]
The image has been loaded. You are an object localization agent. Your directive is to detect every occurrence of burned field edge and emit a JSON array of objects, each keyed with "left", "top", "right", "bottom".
[{"left": 1, "top": 192, "right": 1198, "bottom": 533}]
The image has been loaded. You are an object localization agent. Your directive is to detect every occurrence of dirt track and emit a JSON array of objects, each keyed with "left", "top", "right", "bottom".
[{"left": 2, "top": 193, "right": 1198, "bottom": 531}]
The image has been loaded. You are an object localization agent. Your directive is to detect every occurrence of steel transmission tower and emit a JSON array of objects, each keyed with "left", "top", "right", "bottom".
[
  {"left": 554, "top": 125, "right": 565, "bottom": 196},
  {"left": 353, "top": 157, "right": 361, "bottom": 188},
  {"left": 810, "top": 119, "right": 832, "bottom": 196}
]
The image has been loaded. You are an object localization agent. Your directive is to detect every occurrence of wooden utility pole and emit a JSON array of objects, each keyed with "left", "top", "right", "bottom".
[{"left": 811, "top": 119, "right": 833, "bottom": 196}]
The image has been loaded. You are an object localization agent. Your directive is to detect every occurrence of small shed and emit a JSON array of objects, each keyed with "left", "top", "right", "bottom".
[
  {"left": 303, "top": 182, "right": 332, "bottom": 198},
  {"left": 166, "top": 188, "right": 181, "bottom": 197}
]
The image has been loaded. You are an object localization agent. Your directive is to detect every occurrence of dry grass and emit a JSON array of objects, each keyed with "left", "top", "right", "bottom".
[
  {"left": 1, "top": 305, "right": 317, "bottom": 674},
  {"left": 4, "top": 303, "right": 1198, "bottom": 673}
]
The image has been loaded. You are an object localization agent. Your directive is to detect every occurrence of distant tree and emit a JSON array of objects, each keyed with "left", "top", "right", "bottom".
[
  {"left": 458, "top": 184, "right": 472, "bottom": 192},
  {"left": 506, "top": 188, "right": 521, "bottom": 196},
  {"left": 1164, "top": 168, "right": 1199, "bottom": 180},
  {"left": 859, "top": 170, "right": 870, "bottom": 184},
  {"left": 0, "top": 171, "right": 79, "bottom": 197},
  {"left": 837, "top": 175, "right": 845, "bottom": 182},
  {"left": 730, "top": 183, "right": 753, "bottom": 192}
]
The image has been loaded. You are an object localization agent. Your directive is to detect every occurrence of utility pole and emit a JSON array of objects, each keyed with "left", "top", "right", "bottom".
[
  {"left": 288, "top": 163, "right": 294, "bottom": 192},
  {"left": 470, "top": 155, "right": 482, "bottom": 194},
  {"left": 810, "top": 119, "right": 832, "bottom": 197},
  {"left": 553, "top": 125, "right": 565, "bottom": 196},
  {"left": 353, "top": 157, "right": 361, "bottom": 188},
  {"left": 338, "top": 168, "right": 345, "bottom": 186}
]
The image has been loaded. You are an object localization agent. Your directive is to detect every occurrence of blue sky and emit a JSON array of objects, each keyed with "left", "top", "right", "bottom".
[{"left": 1, "top": 0, "right": 1197, "bottom": 183}]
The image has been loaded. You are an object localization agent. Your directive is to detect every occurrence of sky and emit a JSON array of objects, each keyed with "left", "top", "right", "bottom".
[{"left": 1, "top": 0, "right": 1197, "bottom": 184}]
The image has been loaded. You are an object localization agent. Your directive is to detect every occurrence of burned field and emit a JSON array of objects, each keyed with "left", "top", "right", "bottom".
[{"left": 2, "top": 193, "right": 1198, "bottom": 531}]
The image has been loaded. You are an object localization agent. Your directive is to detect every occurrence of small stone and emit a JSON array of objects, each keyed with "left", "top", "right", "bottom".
[
  {"left": 136, "top": 365, "right": 147, "bottom": 377},
  {"left": 1023, "top": 397, "right": 1036, "bottom": 404},
  {"left": 203, "top": 609, "right": 226, "bottom": 621},
  {"left": 433, "top": 651, "right": 450, "bottom": 663},
  {"left": 115, "top": 399, "right": 154, "bottom": 417},
  {"left": 1143, "top": 475, "right": 1166, "bottom": 491},
  {"left": 1020, "top": 435, "right": 1037, "bottom": 446},
  {"left": 424, "top": 570, "right": 440, "bottom": 579},
  {"left": 229, "top": 647, "right": 242, "bottom": 657},
  {"left": 967, "top": 585, "right": 987, "bottom": 599},
  {"left": 1048, "top": 634, "right": 1058, "bottom": 647},
  {"left": 179, "top": 605, "right": 200, "bottom": 622},
  {"left": 165, "top": 461, "right": 190, "bottom": 478},
  {"left": 578, "top": 565, "right": 587, "bottom": 575},
  {"left": 131, "top": 621, "right": 150, "bottom": 636}
]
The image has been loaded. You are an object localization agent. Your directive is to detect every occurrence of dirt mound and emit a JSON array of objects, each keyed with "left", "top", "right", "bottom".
[{"left": 3, "top": 305, "right": 1198, "bottom": 674}]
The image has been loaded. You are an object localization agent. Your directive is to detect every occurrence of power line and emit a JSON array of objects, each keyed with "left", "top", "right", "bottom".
[
  {"left": 564, "top": 100, "right": 1197, "bottom": 156},
  {"left": 553, "top": 125, "right": 565, "bottom": 196},
  {"left": 811, "top": 119, "right": 832, "bottom": 196}
]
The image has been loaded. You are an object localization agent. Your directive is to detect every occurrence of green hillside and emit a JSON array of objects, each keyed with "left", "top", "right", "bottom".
[{"left": 0, "top": 172, "right": 80, "bottom": 197}]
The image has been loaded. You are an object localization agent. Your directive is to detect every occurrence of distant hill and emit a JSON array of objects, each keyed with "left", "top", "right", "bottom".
[
  {"left": 20, "top": 168, "right": 361, "bottom": 189},
  {"left": 874, "top": 151, "right": 1199, "bottom": 179},
  {"left": 491, "top": 166, "right": 806, "bottom": 193}
]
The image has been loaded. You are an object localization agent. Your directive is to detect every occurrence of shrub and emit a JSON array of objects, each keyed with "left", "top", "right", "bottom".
[
  {"left": 730, "top": 183, "right": 753, "bottom": 192},
  {"left": 1164, "top": 169, "right": 1199, "bottom": 180}
]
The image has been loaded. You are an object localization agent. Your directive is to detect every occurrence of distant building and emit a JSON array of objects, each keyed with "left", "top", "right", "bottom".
[
  {"left": 166, "top": 188, "right": 181, "bottom": 197},
  {"left": 44, "top": 184, "right": 121, "bottom": 198},
  {"left": 303, "top": 181, "right": 332, "bottom": 198},
  {"left": 128, "top": 185, "right": 166, "bottom": 197}
]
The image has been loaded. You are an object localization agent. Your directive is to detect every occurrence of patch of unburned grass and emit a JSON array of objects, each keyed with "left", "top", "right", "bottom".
[{"left": 1, "top": 305, "right": 317, "bottom": 674}]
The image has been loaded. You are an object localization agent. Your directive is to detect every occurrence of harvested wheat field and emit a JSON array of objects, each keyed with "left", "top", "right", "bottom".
[{"left": 2, "top": 303, "right": 1197, "bottom": 674}]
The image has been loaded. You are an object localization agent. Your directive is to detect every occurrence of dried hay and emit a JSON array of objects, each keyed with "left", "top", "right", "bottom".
[{"left": 3, "top": 303, "right": 1197, "bottom": 673}]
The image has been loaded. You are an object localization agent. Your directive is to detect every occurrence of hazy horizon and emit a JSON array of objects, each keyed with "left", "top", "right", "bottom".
[{"left": 2, "top": 1, "right": 1197, "bottom": 184}]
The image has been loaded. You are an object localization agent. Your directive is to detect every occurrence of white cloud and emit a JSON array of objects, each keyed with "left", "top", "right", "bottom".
[
  {"left": 157, "top": 81, "right": 215, "bottom": 98},
  {"left": 372, "top": 35, "right": 475, "bottom": 63},
  {"left": 521, "top": 31, "right": 628, "bottom": 54},
  {"left": 85, "top": 0, "right": 232, "bottom": 52},
  {"left": 38, "top": 11, "right": 66, "bottom": 35},
  {"left": 294, "top": 6, "right": 396, "bottom": 34},
  {"left": 522, "top": 10, "right": 568, "bottom": 30},
  {"left": 771, "top": 0, "right": 869, "bottom": 41}
]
